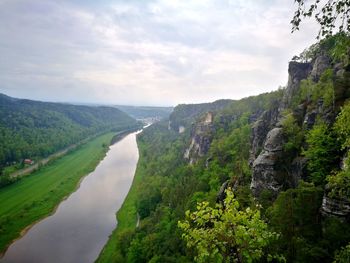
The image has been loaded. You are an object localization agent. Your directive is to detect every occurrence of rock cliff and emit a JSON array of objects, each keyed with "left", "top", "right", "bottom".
[
  {"left": 249, "top": 59, "right": 318, "bottom": 197},
  {"left": 184, "top": 112, "right": 215, "bottom": 164},
  {"left": 250, "top": 51, "right": 350, "bottom": 220}
]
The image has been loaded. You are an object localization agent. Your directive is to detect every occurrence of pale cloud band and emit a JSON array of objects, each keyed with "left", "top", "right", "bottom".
[{"left": 0, "top": 0, "right": 318, "bottom": 106}]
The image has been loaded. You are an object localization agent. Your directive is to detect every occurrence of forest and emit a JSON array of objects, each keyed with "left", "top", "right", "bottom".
[
  {"left": 0, "top": 94, "right": 140, "bottom": 179},
  {"left": 98, "top": 34, "right": 350, "bottom": 262},
  {"left": 114, "top": 105, "right": 174, "bottom": 120}
]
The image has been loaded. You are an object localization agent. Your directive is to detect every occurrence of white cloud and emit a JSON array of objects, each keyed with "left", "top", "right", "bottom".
[{"left": 0, "top": 0, "right": 319, "bottom": 106}]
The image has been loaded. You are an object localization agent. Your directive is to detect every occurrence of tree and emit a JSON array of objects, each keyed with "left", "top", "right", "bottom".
[
  {"left": 303, "top": 121, "right": 339, "bottom": 185},
  {"left": 291, "top": 0, "right": 350, "bottom": 38},
  {"left": 281, "top": 112, "right": 303, "bottom": 154},
  {"left": 178, "top": 188, "right": 283, "bottom": 263},
  {"left": 291, "top": 1, "right": 350, "bottom": 65},
  {"left": 268, "top": 181, "right": 324, "bottom": 261},
  {"left": 333, "top": 243, "right": 350, "bottom": 263},
  {"left": 326, "top": 102, "right": 350, "bottom": 201},
  {"left": 334, "top": 101, "right": 350, "bottom": 150}
]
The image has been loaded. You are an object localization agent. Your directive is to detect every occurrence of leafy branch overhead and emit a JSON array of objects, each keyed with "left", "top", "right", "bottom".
[{"left": 291, "top": 0, "right": 350, "bottom": 38}]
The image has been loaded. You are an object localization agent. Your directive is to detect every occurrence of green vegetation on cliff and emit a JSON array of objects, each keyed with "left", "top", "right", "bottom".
[{"left": 98, "top": 34, "right": 350, "bottom": 263}]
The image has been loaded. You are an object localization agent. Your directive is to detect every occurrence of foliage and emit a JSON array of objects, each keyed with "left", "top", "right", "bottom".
[
  {"left": 323, "top": 217, "right": 350, "bottom": 257},
  {"left": 0, "top": 133, "right": 115, "bottom": 253},
  {"left": 291, "top": 0, "right": 350, "bottom": 66},
  {"left": 291, "top": 0, "right": 350, "bottom": 38},
  {"left": 169, "top": 99, "right": 232, "bottom": 131},
  {"left": 268, "top": 181, "right": 324, "bottom": 261},
  {"left": 98, "top": 81, "right": 350, "bottom": 263},
  {"left": 333, "top": 243, "right": 350, "bottom": 263},
  {"left": 326, "top": 102, "right": 350, "bottom": 200},
  {"left": 209, "top": 114, "right": 252, "bottom": 185},
  {"left": 0, "top": 93, "right": 139, "bottom": 169},
  {"left": 292, "top": 42, "right": 321, "bottom": 62},
  {"left": 178, "top": 188, "right": 282, "bottom": 263},
  {"left": 327, "top": 169, "right": 350, "bottom": 200},
  {"left": 115, "top": 105, "right": 173, "bottom": 119},
  {"left": 329, "top": 33, "right": 350, "bottom": 64},
  {"left": 303, "top": 121, "right": 339, "bottom": 185},
  {"left": 296, "top": 69, "right": 335, "bottom": 108},
  {"left": 0, "top": 175, "right": 18, "bottom": 188},
  {"left": 281, "top": 112, "right": 303, "bottom": 153},
  {"left": 334, "top": 101, "right": 350, "bottom": 149},
  {"left": 98, "top": 91, "right": 282, "bottom": 262}
]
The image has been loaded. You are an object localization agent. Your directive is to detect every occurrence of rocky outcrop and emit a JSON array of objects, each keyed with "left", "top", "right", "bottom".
[
  {"left": 249, "top": 104, "right": 280, "bottom": 165},
  {"left": 310, "top": 55, "right": 331, "bottom": 81},
  {"left": 250, "top": 128, "right": 286, "bottom": 196},
  {"left": 184, "top": 112, "right": 215, "bottom": 164},
  {"left": 250, "top": 55, "right": 336, "bottom": 198},
  {"left": 281, "top": 61, "right": 312, "bottom": 109},
  {"left": 216, "top": 181, "right": 230, "bottom": 203},
  {"left": 321, "top": 196, "right": 350, "bottom": 220},
  {"left": 169, "top": 99, "right": 232, "bottom": 132}
]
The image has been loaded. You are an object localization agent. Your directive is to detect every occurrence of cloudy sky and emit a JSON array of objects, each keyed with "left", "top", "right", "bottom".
[{"left": 0, "top": 0, "right": 318, "bottom": 106}]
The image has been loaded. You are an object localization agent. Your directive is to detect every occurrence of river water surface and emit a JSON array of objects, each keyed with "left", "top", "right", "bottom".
[{"left": 1, "top": 131, "right": 140, "bottom": 263}]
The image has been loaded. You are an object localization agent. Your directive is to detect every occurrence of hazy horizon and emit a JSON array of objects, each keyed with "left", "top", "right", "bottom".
[{"left": 0, "top": 0, "right": 319, "bottom": 106}]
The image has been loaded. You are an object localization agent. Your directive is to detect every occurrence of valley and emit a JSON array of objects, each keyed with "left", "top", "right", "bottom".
[
  {"left": 0, "top": 131, "right": 141, "bottom": 263},
  {"left": 0, "top": 1, "right": 349, "bottom": 262}
]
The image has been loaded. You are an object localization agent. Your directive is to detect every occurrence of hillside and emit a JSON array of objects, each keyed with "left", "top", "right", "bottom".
[
  {"left": 114, "top": 105, "right": 173, "bottom": 120},
  {"left": 98, "top": 35, "right": 350, "bottom": 262},
  {"left": 0, "top": 94, "right": 140, "bottom": 171}
]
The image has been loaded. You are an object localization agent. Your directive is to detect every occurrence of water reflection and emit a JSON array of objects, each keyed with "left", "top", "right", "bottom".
[{"left": 1, "top": 131, "right": 140, "bottom": 263}]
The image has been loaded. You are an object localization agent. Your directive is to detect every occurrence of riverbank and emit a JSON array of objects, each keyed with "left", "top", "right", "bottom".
[
  {"left": 9, "top": 128, "right": 140, "bottom": 179},
  {"left": 96, "top": 139, "right": 147, "bottom": 262},
  {"left": 0, "top": 131, "right": 126, "bottom": 255}
]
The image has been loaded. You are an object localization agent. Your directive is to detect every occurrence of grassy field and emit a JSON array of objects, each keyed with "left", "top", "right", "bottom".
[
  {"left": 96, "top": 140, "right": 146, "bottom": 263},
  {"left": 0, "top": 132, "right": 116, "bottom": 254}
]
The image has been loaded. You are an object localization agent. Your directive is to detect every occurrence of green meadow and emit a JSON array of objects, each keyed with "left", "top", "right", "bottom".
[{"left": 0, "top": 132, "right": 115, "bottom": 253}]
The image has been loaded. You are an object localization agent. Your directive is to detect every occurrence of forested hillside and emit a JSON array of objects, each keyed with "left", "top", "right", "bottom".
[
  {"left": 0, "top": 94, "right": 139, "bottom": 171},
  {"left": 98, "top": 34, "right": 350, "bottom": 262},
  {"left": 114, "top": 105, "right": 173, "bottom": 120}
]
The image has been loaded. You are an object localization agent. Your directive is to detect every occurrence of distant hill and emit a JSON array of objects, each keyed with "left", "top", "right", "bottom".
[
  {"left": 114, "top": 105, "right": 173, "bottom": 119},
  {"left": 0, "top": 94, "right": 140, "bottom": 167},
  {"left": 168, "top": 99, "right": 233, "bottom": 131}
]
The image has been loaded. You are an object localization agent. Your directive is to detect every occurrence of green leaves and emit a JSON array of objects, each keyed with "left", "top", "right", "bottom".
[
  {"left": 281, "top": 112, "right": 303, "bottom": 154},
  {"left": 178, "top": 188, "right": 283, "bottom": 263},
  {"left": 334, "top": 101, "right": 350, "bottom": 150},
  {"left": 303, "top": 121, "right": 339, "bottom": 185},
  {"left": 292, "top": 0, "right": 350, "bottom": 39},
  {"left": 333, "top": 242, "right": 350, "bottom": 263}
]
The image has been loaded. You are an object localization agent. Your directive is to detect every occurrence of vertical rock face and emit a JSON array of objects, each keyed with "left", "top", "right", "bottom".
[
  {"left": 310, "top": 55, "right": 331, "bottom": 81},
  {"left": 250, "top": 55, "right": 332, "bottom": 198},
  {"left": 184, "top": 112, "right": 215, "bottom": 164},
  {"left": 250, "top": 61, "right": 310, "bottom": 197},
  {"left": 281, "top": 61, "right": 312, "bottom": 109},
  {"left": 250, "top": 128, "right": 286, "bottom": 196},
  {"left": 249, "top": 104, "right": 280, "bottom": 165}
]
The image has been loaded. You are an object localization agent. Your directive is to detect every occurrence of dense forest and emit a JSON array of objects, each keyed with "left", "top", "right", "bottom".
[
  {"left": 115, "top": 105, "right": 174, "bottom": 120},
  {"left": 0, "top": 94, "right": 140, "bottom": 175},
  {"left": 98, "top": 34, "right": 350, "bottom": 262}
]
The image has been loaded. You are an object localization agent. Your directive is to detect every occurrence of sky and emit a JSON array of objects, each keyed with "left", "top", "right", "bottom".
[{"left": 0, "top": 0, "right": 319, "bottom": 106}]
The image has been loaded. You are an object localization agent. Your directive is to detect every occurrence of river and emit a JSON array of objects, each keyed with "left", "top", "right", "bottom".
[{"left": 1, "top": 130, "right": 141, "bottom": 263}]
